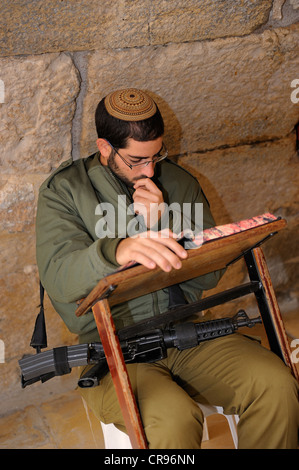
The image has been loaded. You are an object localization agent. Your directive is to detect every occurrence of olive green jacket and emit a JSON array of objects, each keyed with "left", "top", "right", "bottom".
[{"left": 36, "top": 153, "right": 223, "bottom": 343}]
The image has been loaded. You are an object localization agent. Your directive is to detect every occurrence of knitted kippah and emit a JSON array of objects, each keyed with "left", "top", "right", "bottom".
[{"left": 104, "top": 88, "right": 157, "bottom": 121}]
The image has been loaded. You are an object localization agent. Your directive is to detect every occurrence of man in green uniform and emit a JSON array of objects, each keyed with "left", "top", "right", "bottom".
[{"left": 36, "top": 88, "right": 299, "bottom": 448}]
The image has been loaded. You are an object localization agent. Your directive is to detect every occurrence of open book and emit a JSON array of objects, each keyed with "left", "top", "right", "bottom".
[
  {"left": 75, "top": 211, "right": 285, "bottom": 316},
  {"left": 117, "top": 212, "right": 279, "bottom": 272}
]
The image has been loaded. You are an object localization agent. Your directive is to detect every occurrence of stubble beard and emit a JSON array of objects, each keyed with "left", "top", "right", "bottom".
[{"left": 107, "top": 154, "right": 148, "bottom": 187}]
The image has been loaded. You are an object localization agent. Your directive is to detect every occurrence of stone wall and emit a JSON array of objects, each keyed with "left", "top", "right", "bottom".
[{"left": 0, "top": 0, "right": 299, "bottom": 415}]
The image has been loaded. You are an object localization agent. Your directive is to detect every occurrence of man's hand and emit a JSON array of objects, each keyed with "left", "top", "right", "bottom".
[
  {"left": 115, "top": 229, "right": 188, "bottom": 272},
  {"left": 133, "top": 178, "right": 165, "bottom": 228}
]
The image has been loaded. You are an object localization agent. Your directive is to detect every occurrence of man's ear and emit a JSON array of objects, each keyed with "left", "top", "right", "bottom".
[{"left": 96, "top": 138, "right": 111, "bottom": 163}]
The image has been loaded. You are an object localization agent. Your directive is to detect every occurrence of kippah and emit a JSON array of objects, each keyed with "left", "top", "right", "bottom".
[{"left": 104, "top": 88, "right": 157, "bottom": 121}]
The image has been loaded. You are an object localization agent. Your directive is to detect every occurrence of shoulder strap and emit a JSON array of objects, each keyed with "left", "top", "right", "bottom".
[{"left": 30, "top": 282, "right": 47, "bottom": 352}]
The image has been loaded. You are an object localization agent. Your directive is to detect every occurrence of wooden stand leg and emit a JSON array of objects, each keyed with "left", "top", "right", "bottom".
[
  {"left": 92, "top": 299, "right": 148, "bottom": 449},
  {"left": 246, "top": 247, "right": 299, "bottom": 382}
]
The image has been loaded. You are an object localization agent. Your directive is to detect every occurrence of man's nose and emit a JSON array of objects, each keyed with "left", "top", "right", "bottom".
[{"left": 142, "top": 161, "right": 155, "bottom": 178}]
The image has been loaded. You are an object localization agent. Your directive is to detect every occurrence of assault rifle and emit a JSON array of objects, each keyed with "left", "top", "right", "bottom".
[{"left": 19, "top": 310, "right": 261, "bottom": 388}]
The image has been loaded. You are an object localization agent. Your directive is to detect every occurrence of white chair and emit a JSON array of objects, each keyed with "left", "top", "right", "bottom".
[
  {"left": 100, "top": 421, "right": 132, "bottom": 449},
  {"left": 99, "top": 404, "right": 239, "bottom": 449},
  {"left": 199, "top": 404, "right": 239, "bottom": 448}
]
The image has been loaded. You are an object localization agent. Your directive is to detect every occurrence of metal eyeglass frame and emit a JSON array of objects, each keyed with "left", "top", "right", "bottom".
[{"left": 105, "top": 140, "right": 168, "bottom": 169}]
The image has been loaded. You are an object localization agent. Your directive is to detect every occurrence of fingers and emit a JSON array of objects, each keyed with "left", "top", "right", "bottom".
[
  {"left": 116, "top": 230, "right": 188, "bottom": 272},
  {"left": 129, "top": 239, "right": 185, "bottom": 272},
  {"left": 133, "top": 178, "right": 160, "bottom": 193},
  {"left": 133, "top": 178, "right": 162, "bottom": 203},
  {"left": 133, "top": 189, "right": 161, "bottom": 205},
  {"left": 133, "top": 179, "right": 164, "bottom": 228}
]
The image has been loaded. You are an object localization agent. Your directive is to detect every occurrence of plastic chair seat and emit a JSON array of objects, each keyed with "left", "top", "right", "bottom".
[{"left": 100, "top": 403, "right": 239, "bottom": 449}]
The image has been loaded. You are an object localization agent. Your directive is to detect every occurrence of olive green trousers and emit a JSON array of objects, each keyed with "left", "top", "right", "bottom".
[{"left": 78, "top": 334, "right": 299, "bottom": 449}]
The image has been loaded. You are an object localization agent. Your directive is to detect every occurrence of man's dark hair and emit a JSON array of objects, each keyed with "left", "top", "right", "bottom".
[{"left": 95, "top": 98, "right": 164, "bottom": 150}]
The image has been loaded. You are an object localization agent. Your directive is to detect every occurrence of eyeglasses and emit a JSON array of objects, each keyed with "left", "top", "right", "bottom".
[{"left": 105, "top": 140, "right": 168, "bottom": 169}]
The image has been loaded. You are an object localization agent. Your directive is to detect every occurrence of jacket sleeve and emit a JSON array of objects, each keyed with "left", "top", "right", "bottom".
[{"left": 36, "top": 186, "right": 122, "bottom": 304}]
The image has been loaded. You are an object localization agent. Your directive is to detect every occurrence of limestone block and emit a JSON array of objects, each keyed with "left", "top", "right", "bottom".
[
  {"left": 0, "top": 53, "right": 80, "bottom": 173},
  {"left": 0, "top": 179, "right": 35, "bottom": 233},
  {"left": 149, "top": 0, "right": 272, "bottom": 44},
  {"left": 0, "top": 173, "right": 48, "bottom": 234},
  {"left": 0, "top": 405, "right": 52, "bottom": 448},
  {"left": 0, "top": 270, "right": 40, "bottom": 359},
  {"left": 80, "top": 24, "right": 299, "bottom": 158},
  {"left": 178, "top": 133, "right": 299, "bottom": 309},
  {"left": 178, "top": 133, "right": 298, "bottom": 224},
  {"left": 0, "top": 392, "right": 104, "bottom": 448},
  {"left": 0, "top": 0, "right": 273, "bottom": 57},
  {"left": 0, "top": 256, "right": 76, "bottom": 414},
  {"left": 0, "top": 0, "right": 150, "bottom": 56},
  {"left": 0, "top": 269, "right": 73, "bottom": 355},
  {"left": 0, "top": 173, "right": 75, "bottom": 406}
]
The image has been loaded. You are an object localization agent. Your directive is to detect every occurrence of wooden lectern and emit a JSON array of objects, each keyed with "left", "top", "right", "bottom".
[{"left": 75, "top": 214, "right": 298, "bottom": 449}]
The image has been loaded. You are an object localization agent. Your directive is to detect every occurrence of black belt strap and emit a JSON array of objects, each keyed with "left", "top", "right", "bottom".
[{"left": 168, "top": 284, "right": 187, "bottom": 309}]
